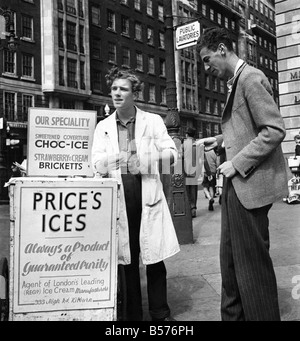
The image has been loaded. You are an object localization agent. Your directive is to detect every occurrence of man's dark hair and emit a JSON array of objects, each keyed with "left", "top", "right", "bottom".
[
  {"left": 197, "top": 27, "right": 234, "bottom": 52},
  {"left": 105, "top": 67, "right": 143, "bottom": 93}
]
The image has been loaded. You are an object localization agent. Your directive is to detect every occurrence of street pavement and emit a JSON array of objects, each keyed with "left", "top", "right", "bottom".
[
  {"left": 141, "top": 191, "right": 300, "bottom": 322},
  {"left": 1, "top": 189, "right": 300, "bottom": 321}
]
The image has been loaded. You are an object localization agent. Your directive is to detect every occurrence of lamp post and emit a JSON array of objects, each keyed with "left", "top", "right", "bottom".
[
  {"left": 162, "top": 0, "right": 193, "bottom": 244},
  {"left": 0, "top": 8, "right": 18, "bottom": 204}
]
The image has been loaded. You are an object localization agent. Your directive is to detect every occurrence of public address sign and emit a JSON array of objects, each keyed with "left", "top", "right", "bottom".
[{"left": 175, "top": 20, "right": 200, "bottom": 50}]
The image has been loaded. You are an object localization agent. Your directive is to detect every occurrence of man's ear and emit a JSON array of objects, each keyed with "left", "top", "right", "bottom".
[{"left": 218, "top": 43, "right": 226, "bottom": 56}]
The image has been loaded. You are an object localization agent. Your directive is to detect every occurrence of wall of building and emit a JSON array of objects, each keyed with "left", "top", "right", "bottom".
[{"left": 275, "top": 0, "right": 300, "bottom": 155}]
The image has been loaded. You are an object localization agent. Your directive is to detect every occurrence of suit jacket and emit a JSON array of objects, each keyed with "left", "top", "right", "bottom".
[
  {"left": 216, "top": 63, "right": 288, "bottom": 209},
  {"left": 92, "top": 107, "right": 180, "bottom": 265}
]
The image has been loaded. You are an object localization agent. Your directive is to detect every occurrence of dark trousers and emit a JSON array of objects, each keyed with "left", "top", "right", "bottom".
[
  {"left": 122, "top": 174, "right": 170, "bottom": 321},
  {"left": 186, "top": 184, "right": 198, "bottom": 210},
  {"left": 220, "top": 178, "right": 280, "bottom": 321}
]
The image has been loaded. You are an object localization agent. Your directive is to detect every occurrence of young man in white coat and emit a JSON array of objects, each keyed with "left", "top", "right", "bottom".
[
  {"left": 92, "top": 67, "right": 180, "bottom": 321},
  {"left": 195, "top": 27, "right": 288, "bottom": 321}
]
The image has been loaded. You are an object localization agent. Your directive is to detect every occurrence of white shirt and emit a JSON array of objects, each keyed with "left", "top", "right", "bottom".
[{"left": 227, "top": 59, "right": 244, "bottom": 93}]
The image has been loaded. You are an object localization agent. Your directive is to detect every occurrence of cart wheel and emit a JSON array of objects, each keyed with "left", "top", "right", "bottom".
[
  {"left": 117, "top": 264, "right": 127, "bottom": 321},
  {"left": 0, "top": 257, "right": 9, "bottom": 321}
]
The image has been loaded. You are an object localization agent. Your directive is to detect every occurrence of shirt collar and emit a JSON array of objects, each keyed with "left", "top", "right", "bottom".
[
  {"left": 115, "top": 109, "right": 136, "bottom": 125},
  {"left": 227, "top": 59, "right": 244, "bottom": 90}
]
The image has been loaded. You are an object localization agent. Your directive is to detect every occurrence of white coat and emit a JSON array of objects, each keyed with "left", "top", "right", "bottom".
[{"left": 92, "top": 107, "right": 180, "bottom": 265}]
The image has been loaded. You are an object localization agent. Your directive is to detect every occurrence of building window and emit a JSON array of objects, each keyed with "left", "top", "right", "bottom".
[
  {"left": 93, "top": 70, "right": 102, "bottom": 92},
  {"left": 158, "top": 4, "right": 164, "bottom": 21},
  {"left": 210, "top": 9, "right": 214, "bottom": 21},
  {"left": 149, "top": 84, "right": 156, "bottom": 102},
  {"left": 225, "top": 17, "right": 229, "bottom": 28},
  {"left": 92, "top": 6, "right": 101, "bottom": 26},
  {"left": 136, "top": 51, "right": 143, "bottom": 71},
  {"left": 79, "top": 26, "right": 84, "bottom": 53},
  {"left": 206, "top": 122, "right": 211, "bottom": 137},
  {"left": 59, "top": 56, "right": 64, "bottom": 85},
  {"left": 66, "top": 0, "right": 76, "bottom": 15},
  {"left": 78, "top": 0, "right": 84, "bottom": 17},
  {"left": 108, "top": 42, "right": 117, "bottom": 63},
  {"left": 160, "top": 87, "right": 166, "bottom": 104},
  {"left": 147, "top": 27, "right": 154, "bottom": 45},
  {"left": 22, "top": 54, "right": 34, "bottom": 78},
  {"left": 122, "top": 47, "right": 130, "bottom": 67},
  {"left": 67, "top": 58, "right": 77, "bottom": 88},
  {"left": 260, "top": 54, "right": 263, "bottom": 65},
  {"left": 212, "top": 77, "right": 218, "bottom": 91},
  {"left": 58, "top": 0, "right": 63, "bottom": 11},
  {"left": 205, "top": 98, "right": 210, "bottom": 113},
  {"left": 265, "top": 56, "right": 269, "bottom": 68},
  {"left": 121, "top": 16, "right": 130, "bottom": 35},
  {"left": 66, "top": 21, "right": 77, "bottom": 51},
  {"left": 186, "top": 62, "right": 192, "bottom": 83},
  {"left": 159, "top": 59, "right": 166, "bottom": 77},
  {"left": 22, "top": 14, "right": 33, "bottom": 40},
  {"left": 4, "top": 92, "right": 16, "bottom": 121},
  {"left": 220, "top": 80, "right": 225, "bottom": 94},
  {"left": 58, "top": 19, "right": 64, "bottom": 48},
  {"left": 22, "top": 95, "right": 34, "bottom": 122},
  {"left": 80, "top": 61, "right": 85, "bottom": 89},
  {"left": 159, "top": 32, "right": 165, "bottom": 49},
  {"left": 148, "top": 56, "right": 155, "bottom": 74},
  {"left": 213, "top": 100, "right": 218, "bottom": 115},
  {"left": 92, "top": 37, "right": 101, "bottom": 59},
  {"left": 147, "top": 0, "right": 153, "bottom": 16},
  {"left": 202, "top": 4, "right": 206, "bottom": 16},
  {"left": 182, "top": 87, "right": 186, "bottom": 108},
  {"left": 134, "top": 0, "right": 141, "bottom": 11},
  {"left": 107, "top": 10, "right": 116, "bottom": 31},
  {"left": 205, "top": 74, "right": 210, "bottom": 89},
  {"left": 186, "top": 89, "right": 192, "bottom": 110},
  {"left": 4, "top": 50, "right": 16, "bottom": 74},
  {"left": 135, "top": 22, "right": 142, "bottom": 41},
  {"left": 214, "top": 124, "right": 219, "bottom": 136},
  {"left": 217, "top": 13, "right": 222, "bottom": 25}
]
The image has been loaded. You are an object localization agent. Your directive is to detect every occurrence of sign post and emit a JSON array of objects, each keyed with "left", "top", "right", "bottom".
[
  {"left": 9, "top": 177, "right": 119, "bottom": 321},
  {"left": 5, "top": 108, "right": 121, "bottom": 321},
  {"left": 175, "top": 20, "right": 200, "bottom": 50},
  {"left": 27, "top": 108, "right": 96, "bottom": 177}
]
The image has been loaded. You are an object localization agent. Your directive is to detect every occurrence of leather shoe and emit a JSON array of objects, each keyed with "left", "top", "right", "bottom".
[{"left": 208, "top": 198, "right": 214, "bottom": 211}]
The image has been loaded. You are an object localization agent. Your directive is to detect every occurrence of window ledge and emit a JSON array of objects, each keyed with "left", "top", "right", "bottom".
[
  {"left": 21, "top": 76, "right": 36, "bottom": 82},
  {"left": 2, "top": 72, "right": 18, "bottom": 79},
  {"left": 20, "top": 37, "right": 35, "bottom": 43}
]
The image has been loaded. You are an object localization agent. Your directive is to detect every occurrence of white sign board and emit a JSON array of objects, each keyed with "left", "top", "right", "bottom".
[
  {"left": 27, "top": 108, "right": 96, "bottom": 177},
  {"left": 12, "top": 178, "right": 118, "bottom": 315},
  {"left": 175, "top": 20, "right": 200, "bottom": 50}
]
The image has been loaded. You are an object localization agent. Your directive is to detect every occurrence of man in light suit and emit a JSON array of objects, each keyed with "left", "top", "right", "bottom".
[
  {"left": 195, "top": 27, "right": 288, "bottom": 321},
  {"left": 92, "top": 67, "right": 179, "bottom": 321}
]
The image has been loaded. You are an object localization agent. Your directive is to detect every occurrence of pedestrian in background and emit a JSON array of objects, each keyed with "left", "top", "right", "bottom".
[
  {"left": 92, "top": 67, "right": 179, "bottom": 321},
  {"left": 294, "top": 134, "right": 300, "bottom": 156},
  {"left": 183, "top": 127, "right": 202, "bottom": 218},
  {"left": 202, "top": 148, "right": 219, "bottom": 211},
  {"left": 195, "top": 27, "right": 288, "bottom": 321}
]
